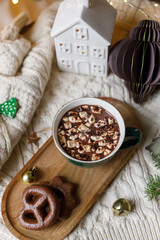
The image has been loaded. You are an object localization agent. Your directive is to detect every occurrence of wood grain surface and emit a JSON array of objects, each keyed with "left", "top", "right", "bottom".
[{"left": 1, "top": 98, "right": 142, "bottom": 240}]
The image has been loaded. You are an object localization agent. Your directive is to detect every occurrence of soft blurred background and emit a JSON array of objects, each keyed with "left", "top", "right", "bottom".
[
  {"left": 0, "top": 0, "right": 160, "bottom": 43},
  {"left": 0, "top": 0, "right": 54, "bottom": 29}
]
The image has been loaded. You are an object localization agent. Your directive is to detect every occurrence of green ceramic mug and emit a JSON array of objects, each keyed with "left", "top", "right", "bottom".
[{"left": 53, "top": 98, "right": 142, "bottom": 168}]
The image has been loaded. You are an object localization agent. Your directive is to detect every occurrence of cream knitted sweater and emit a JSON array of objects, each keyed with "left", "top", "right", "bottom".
[
  {"left": 0, "top": 2, "right": 59, "bottom": 168},
  {"left": 0, "top": 1, "right": 160, "bottom": 240}
]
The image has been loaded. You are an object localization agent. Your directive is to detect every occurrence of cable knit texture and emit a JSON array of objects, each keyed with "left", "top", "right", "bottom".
[
  {"left": 0, "top": 13, "right": 31, "bottom": 76},
  {"left": 0, "top": 2, "right": 60, "bottom": 168},
  {"left": 0, "top": 1, "right": 160, "bottom": 240}
]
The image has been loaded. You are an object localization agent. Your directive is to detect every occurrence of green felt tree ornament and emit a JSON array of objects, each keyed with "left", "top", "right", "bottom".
[{"left": 0, "top": 98, "right": 18, "bottom": 119}]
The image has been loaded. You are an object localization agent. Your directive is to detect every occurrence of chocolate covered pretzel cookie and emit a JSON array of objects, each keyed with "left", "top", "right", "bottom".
[
  {"left": 19, "top": 177, "right": 78, "bottom": 230},
  {"left": 19, "top": 185, "right": 60, "bottom": 230}
]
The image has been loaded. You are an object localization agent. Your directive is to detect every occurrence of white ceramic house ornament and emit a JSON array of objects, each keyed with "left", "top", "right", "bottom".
[{"left": 51, "top": 0, "right": 117, "bottom": 77}]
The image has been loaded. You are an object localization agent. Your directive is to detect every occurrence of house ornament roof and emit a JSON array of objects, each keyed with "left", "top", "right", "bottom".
[{"left": 51, "top": 0, "right": 117, "bottom": 45}]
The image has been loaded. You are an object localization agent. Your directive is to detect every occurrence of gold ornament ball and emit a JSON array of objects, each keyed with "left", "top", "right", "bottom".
[
  {"left": 112, "top": 198, "right": 131, "bottom": 216},
  {"left": 22, "top": 167, "right": 37, "bottom": 183}
]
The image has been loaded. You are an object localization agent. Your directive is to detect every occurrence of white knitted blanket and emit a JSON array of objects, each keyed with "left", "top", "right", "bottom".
[
  {"left": 0, "top": 2, "right": 60, "bottom": 168},
  {"left": 0, "top": 1, "right": 160, "bottom": 240}
]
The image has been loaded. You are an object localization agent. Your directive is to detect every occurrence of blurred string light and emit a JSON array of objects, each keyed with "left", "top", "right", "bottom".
[
  {"left": 154, "top": 3, "right": 158, "bottom": 7},
  {"left": 11, "top": 0, "right": 41, "bottom": 4},
  {"left": 11, "top": 0, "right": 159, "bottom": 7},
  {"left": 12, "top": 0, "right": 19, "bottom": 4},
  {"left": 11, "top": 0, "right": 159, "bottom": 8},
  {"left": 108, "top": 0, "right": 159, "bottom": 18}
]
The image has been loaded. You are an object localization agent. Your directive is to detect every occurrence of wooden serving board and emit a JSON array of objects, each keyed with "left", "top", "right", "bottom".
[{"left": 1, "top": 98, "right": 142, "bottom": 240}]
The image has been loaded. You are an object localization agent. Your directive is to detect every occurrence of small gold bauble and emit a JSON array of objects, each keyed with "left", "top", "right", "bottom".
[
  {"left": 22, "top": 167, "right": 37, "bottom": 184},
  {"left": 112, "top": 198, "right": 131, "bottom": 216}
]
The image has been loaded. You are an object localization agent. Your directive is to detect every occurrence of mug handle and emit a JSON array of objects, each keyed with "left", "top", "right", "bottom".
[{"left": 120, "top": 127, "right": 142, "bottom": 150}]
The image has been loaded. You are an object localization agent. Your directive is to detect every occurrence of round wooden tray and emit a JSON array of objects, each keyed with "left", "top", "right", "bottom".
[{"left": 1, "top": 98, "right": 142, "bottom": 240}]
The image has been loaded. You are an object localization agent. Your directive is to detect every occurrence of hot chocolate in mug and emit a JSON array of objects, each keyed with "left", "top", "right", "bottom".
[{"left": 53, "top": 98, "right": 142, "bottom": 168}]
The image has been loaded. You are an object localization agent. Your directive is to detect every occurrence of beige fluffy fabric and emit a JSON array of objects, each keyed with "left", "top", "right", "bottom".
[
  {"left": 0, "top": 1, "right": 60, "bottom": 169},
  {"left": 0, "top": 13, "right": 31, "bottom": 76},
  {"left": 0, "top": 37, "right": 31, "bottom": 76}
]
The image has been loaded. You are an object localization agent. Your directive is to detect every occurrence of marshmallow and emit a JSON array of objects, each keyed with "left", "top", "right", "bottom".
[
  {"left": 92, "top": 154, "right": 100, "bottom": 161},
  {"left": 58, "top": 130, "right": 65, "bottom": 136},
  {"left": 67, "top": 128, "right": 78, "bottom": 135},
  {"left": 91, "top": 106, "right": 102, "bottom": 114},
  {"left": 78, "top": 124, "right": 90, "bottom": 132},
  {"left": 75, "top": 154, "right": 81, "bottom": 160},
  {"left": 104, "top": 149, "right": 111, "bottom": 156},
  {"left": 71, "top": 150, "right": 75, "bottom": 157},
  {"left": 67, "top": 140, "right": 76, "bottom": 148},
  {"left": 69, "top": 134, "right": 78, "bottom": 140},
  {"left": 102, "top": 132, "right": 108, "bottom": 137},
  {"left": 85, "top": 122, "right": 91, "bottom": 127},
  {"left": 108, "top": 118, "right": 114, "bottom": 125},
  {"left": 69, "top": 116, "right": 82, "bottom": 123},
  {"left": 76, "top": 141, "right": 83, "bottom": 148},
  {"left": 79, "top": 133, "right": 86, "bottom": 141},
  {"left": 91, "top": 147, "right": 96, "bottom": 152},
  {"left": 91, "top": 135, "right": 105, "bottom": 141},
  {"left": 68, "top": 111, "right": 78, "bottom": 116},
  {"left": 79, "top": 111, "right": 88, "bottom": 119},
  {"left": 82, "top": 105, "right": 89, "bottom": 110},
  {"left": 63, "top": 116, "right": 69, "bottom": 122},
  {"left": 96, "top": 147, "right": 105, "bottom": 154},
  {"left": 78, "top": 148, "right": 85, "bottom": 154},
  {"left": 64, "top": 122, "right": 72, "bottom": 129},
  {"left": 59, "top": 135, "right": 67, "bottom": 148},
  {"left": 113, "top": 131, "right": 119, "bottom": 140},
  {"left": 113, "top": 140, "right": 118, "bottom": 145},
  {"left": 108, "top": 130, "right": 114, "bottom": 136},
  {"left": 94, "top": 120, "right": 106, "bottom": 128},
  {"left": 106, "top": 142, "right": 113, "bottom": 149},
  {"left": 98, "top": 140, "right": 106, "bottom": 146},
  {"left": 113, "top": 135, "right": 118, "bottom": 140},
  {"left": 88, "top": 115, "right": 95, "bottom": 123},
  {"left": 83, "top": 145, "right": 91, "bottom": 152}
]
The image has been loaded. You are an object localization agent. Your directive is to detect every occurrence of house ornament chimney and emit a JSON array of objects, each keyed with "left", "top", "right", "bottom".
[{"left": 77, "top": 0, "right": 92, "bottom": 8}]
